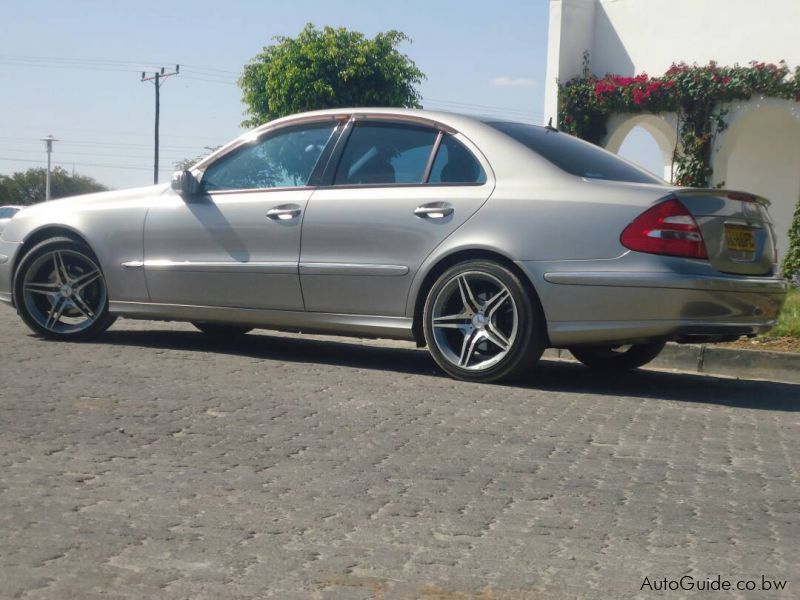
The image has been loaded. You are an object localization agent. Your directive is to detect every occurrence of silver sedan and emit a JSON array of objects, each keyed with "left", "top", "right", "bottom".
[{"left": 0, "top": 109, "right": 788, "bottom": 382}]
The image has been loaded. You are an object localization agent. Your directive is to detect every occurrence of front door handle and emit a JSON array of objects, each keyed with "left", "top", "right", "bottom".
[
  {"left": 267, "top": 204, "right": 302, "bottom": 220},
  {"left": 414, "top": 202, "right": 454, "bottom": 219}
]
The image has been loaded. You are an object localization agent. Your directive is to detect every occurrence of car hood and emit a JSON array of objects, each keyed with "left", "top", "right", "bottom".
[
  {"left": 15, "top": 184, "right": 170, "bottom": 216},
  {"left": 1, "top": 184, "right": 171, "bottom": 242}
]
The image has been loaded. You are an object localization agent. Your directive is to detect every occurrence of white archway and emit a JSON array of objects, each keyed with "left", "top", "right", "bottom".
[
  {"left": 713, "top": 98, "right": 800, "bottom": 260},
  {"left": 603, "top": 112, "right": 678, "bottom": 181}
]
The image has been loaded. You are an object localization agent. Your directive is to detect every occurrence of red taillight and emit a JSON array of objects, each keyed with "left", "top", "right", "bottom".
[{"left": 620, "top": 198, "right": 708, "bottom": 259}]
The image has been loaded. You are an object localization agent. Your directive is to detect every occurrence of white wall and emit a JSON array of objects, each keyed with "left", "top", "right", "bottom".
[
  {"left": 545, "top": 0, "right": 800, "bottom": 122},
  {"left": 713, "top": 99, "right": 800, "bottom": 259},
  {"left": 544, "top": 0, "right": 800, "bottom": 262}
]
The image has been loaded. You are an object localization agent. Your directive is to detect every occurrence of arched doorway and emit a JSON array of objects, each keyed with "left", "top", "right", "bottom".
[
  {"left": 603, "top": 113, "right": 678, "bottom": 182},
  {"left": 714, "top": 99, "right": 800, "bottom": 260}
]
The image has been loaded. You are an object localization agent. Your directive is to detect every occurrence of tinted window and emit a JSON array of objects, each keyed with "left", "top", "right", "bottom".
[
  {"left": 203, "top": 122, "right": 336, "bottom": 191},
  {"left": 485, "top": 121, "right": 663, "bottom": 184},
  {"left": 428, "top": 135, "right": 486, "bottom": 184},
  {"left": 334, "top": 122, "right": 438, "bottom": 185},
  {"left": 0, "top": 207, "right": 19, "bottom": 218}
]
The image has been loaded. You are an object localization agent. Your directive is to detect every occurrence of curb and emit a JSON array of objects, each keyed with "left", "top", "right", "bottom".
[{"left": 543, "top": 343, "right": 800, "bottom": 384}]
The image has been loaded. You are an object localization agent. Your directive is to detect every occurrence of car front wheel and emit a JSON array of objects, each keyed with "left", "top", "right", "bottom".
[
  {"left": 568, "top": 341, "right": 666, "bottom": 371},
  {"left": 13, "top": 237, "right": 116, "bottom": 340},
  {"left": 423, "top": 260, "right": 545, "bottom": 382}
]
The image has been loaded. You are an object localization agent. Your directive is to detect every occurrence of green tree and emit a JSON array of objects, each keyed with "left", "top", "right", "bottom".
[
  {"left": 238, "top": 23, "right": 424, "bottom": 128},
  {"left": 174, "top": 146, "right": 222, "bottom": 171},
  {"left": 783, "top": 197, "right": 800, "bottom": 283},
  {"left": 0, "top": 167, "right": 109, "bottom": 206}
]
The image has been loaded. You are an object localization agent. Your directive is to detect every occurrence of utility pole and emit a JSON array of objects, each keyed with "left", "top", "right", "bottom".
[
  {"left": 40, "top": 135, "right": 58, "bottom": 201},
  {"left": 141, "top": 65, "right": 179, "bottom": 184}
]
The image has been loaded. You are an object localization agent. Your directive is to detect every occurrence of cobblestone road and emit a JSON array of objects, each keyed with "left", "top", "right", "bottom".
[{"left": 0, "top": 307, "right": 798, "bottom": 599}]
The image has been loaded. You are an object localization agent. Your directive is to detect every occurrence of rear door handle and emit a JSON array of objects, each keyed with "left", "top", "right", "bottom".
[
  {"left": 414, "top": 202, "right": 454, "bottom": 219},
  {"left": 267, "top": 204, "right": 302, "bottom": 220}
]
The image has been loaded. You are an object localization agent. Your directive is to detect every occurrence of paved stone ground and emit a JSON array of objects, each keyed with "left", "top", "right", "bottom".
[{"left": 0, "top": 306, "right": 798, "bottom": 599}]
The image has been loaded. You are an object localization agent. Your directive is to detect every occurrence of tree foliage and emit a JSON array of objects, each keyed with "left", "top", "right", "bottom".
[
  {"left": 0, "top": 167, "right": 108, "bottom": 206},
  {"left": 174, "top": 146, "right": 221, "bottom": 171},
  {"left": 238, "top": 23, "right": 425, "bottom": 128}
]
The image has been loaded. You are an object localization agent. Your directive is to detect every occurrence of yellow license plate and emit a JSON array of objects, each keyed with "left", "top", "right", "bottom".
[{"left": 725, "top": 225, "right": 756, "bottom": 252}]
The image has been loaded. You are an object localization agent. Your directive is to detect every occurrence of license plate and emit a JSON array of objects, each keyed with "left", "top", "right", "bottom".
[{"left": 725, "top": 225, "right": 756, "bottom": 252}]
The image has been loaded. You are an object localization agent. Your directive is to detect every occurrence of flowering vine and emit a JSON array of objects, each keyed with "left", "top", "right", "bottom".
[{"left": 558, "top": 59, "right": 800, "bottom": 187}]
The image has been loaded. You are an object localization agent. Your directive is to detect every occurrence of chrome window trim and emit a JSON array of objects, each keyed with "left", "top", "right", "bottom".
[
  {"left": 422, "top": 130, "right": 445, "bottom": 183},
  {"left": 195, "top": 117, "right": 344, "bottom": 192},
  {"left": 202, "top": 185, "right": 315, "bottom": 197},
  {"left": 321, "top": 119, "right": 493, "bottom": 190}
]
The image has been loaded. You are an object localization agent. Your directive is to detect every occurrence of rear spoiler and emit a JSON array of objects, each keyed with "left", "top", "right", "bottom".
[{"left": 671, "top": 188, "right": 771, "bottom": 208}]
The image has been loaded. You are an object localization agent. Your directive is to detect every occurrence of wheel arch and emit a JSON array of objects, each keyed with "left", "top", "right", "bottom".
[
  {"left": 12, "top": 225, "right": 97, "bottom": 291},
  {"left": 410, "top": 247, "right": 550, "bottom": 347}
]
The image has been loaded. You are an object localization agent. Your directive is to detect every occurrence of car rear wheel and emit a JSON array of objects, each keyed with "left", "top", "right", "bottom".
[
  {"left": 568, "top": 341, "right": 666, "bottom": 371},
  {"left": 423, "top": 260, "right": 545, "bottom": 382},
  {"left": 13, "top": 237, "right": 116, "bottom": 340},
  {"left": 192, "top": 322, "right": 253, "bottom": 339}
]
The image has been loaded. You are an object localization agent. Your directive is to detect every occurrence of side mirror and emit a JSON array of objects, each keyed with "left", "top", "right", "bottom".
[{"left": 171, "top": 170, "right": 202, "bottom": 197}]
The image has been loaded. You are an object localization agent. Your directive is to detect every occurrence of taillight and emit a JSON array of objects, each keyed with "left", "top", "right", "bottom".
[{"left": 620, "top": 198, "right": 708, "bottom": 259}]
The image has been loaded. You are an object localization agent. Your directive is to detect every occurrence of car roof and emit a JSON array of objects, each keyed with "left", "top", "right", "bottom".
[
  {"left": 250, "top": 107, "right": 544, "bottom": 135},
  {"left": 194, "top": 108, "right": 549, "bottom": 176}
]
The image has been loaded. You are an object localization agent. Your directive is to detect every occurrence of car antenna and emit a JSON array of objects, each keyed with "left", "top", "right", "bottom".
[{"left": 545, "top": 117, "right": 558, "bottom": 132}]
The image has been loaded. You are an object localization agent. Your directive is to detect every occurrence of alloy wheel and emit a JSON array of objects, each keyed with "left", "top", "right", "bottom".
[
  {"left": 430, "top": 271, "right": 519, "bottom": 371},
  {"left": 20, "top": 249, "right": 107, "bottom": 334}
]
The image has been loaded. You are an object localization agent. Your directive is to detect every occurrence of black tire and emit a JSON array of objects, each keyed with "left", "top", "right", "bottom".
[
  {"left": 13, "top": 236, "right": 116, "bottom": 340},
  {"left": 422, "top": 259, "right": 545, "bottom": 383},
  {"left": 569, "top": 341, "right": 666, "bottom": 371},
  {"left": 192, "top": 322, "right": 253, "bottom": 339}
]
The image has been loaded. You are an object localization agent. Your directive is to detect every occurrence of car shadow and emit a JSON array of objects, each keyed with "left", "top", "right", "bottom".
[{"left": 94, "top": 328, "right": 800, "bottom": 412}]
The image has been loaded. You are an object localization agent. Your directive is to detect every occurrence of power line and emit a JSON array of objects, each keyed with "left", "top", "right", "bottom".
[
  {"left": 0, "top": 136, "right": 210, "bottom": 151},
  {"left": 0, "top": 147, "right": 190, "bottom": 161},
  {"left": 0, "top": 156, "right": 173, "bottom": 172},
  {"left": 1, "top": 53, "right": 541, "bottom": 120}
]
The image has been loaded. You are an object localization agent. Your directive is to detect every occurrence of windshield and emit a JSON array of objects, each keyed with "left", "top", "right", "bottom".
[
  {"left": 0, "top": 207, "right": 20, "bottom": 219},
  {"left": 485, "top": 121, "right": 664, "bottom": 184}
]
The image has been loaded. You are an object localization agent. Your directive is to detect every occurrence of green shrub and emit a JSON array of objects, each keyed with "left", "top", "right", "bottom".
[
  {"left": 783, "top": 197, "right": 800, "bottom": 283},
  {"left": 766, "top": 289, "right": 800, "bottom": 337}
]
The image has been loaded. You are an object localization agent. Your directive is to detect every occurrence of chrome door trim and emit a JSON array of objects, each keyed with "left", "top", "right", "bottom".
[
  {"left": 109, "top": 301, "right": 415, "bottom": 340},
  {"left": 298, "top": 263, "right": 409, "bottom": 276},
  {"left": 543, "top": 271, "right": 790, "bottom": 292},
  {"left": 142, "top": 260, "right": 298, "bottom": 274}
]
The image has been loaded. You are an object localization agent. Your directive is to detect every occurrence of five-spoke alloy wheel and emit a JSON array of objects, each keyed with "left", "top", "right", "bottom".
[
  {"left": 14, "top": 237, "right": 115, "bottom": 340},
  {"left": 423, "top": 260, "right": 545, "bottom": 382}
]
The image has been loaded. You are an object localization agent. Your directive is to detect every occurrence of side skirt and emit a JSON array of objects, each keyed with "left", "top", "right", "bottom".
[{"left": 109, "top": 301, "right": 416, "bottom": 341}]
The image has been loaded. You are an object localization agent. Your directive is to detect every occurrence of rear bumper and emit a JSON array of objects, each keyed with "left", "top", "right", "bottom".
[{"left": 518, "top": 262, "right": 789, "bottom": 347}]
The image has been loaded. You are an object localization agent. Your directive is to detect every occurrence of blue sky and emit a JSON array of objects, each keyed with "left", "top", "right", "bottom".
[{"left": 0, "top": 0, "right": 660, "bottom": 188}]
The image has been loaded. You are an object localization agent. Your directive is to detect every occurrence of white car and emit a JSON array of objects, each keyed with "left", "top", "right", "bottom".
[{"left": 0, "top": 205, "right": 23, "bottom": 236}]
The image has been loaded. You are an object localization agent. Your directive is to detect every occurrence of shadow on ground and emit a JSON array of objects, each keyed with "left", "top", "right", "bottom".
[{"left": 78, "top": 327, "right": 800, "bottom": 412}]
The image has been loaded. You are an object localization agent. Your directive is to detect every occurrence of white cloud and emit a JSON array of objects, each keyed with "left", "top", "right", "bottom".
[{"left": 491, "top": 76, "right": 537, "bottom": 88}]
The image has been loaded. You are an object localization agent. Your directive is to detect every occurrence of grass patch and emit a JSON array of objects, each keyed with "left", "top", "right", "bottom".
[{"left": 765, "top": 287, "right": 800, "bottom": 338}]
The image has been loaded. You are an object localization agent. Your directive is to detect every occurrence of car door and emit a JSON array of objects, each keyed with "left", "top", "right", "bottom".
[
  {"left": 299, "top": 119, "right": 494, "bottom": 316},
  {"left": 144, "top": 120, "right": 339, "bottom": 310}
]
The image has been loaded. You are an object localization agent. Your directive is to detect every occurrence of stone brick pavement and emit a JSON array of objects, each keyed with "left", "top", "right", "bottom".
[{"left": 0, "top": 307, "right": 798, "bottom": 598}]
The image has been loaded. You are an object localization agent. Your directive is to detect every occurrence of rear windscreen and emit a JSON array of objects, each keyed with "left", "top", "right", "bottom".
[{"left": 485, "top": 121, "right": 663, "bottom": 184}]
